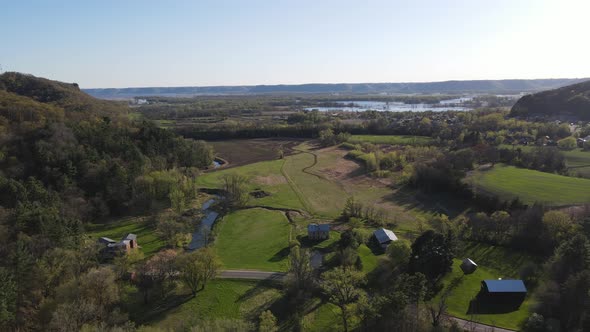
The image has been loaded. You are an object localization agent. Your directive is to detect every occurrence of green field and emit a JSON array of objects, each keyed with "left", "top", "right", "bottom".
[
  {"left": 349, "top": 135, "right": 433, "bottom": 145},
  {"left": 434, "top": 242, "right": 537, "bottom": 330},
  {"left": 216, "top": 208, "right": 291, "bottom": 271},
  {"left": 196, "top": 159, "right": 306, "bottom": 211},
  {"left": 358, "top": 244, "right": 381, "bottom": 273},
  {"left": 87, "top": 217, "right": 165, "bottom": 256},
  {"left": 467, "top": 164, "right": 590, "bottom": 205},
  {"left": 134, "top": 280, "right": 281, "bottom": 330},
  {"left": 500, "top": 144, "right": 590, "bottom": 177}
]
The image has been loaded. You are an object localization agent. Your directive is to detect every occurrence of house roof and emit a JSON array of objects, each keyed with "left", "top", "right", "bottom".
[
  {"left": 483, "top": 280, "right": 527, "bottom": 293},
  {"left": 123, "top": 233, "right": 137, "bottom": 241},
  {"left": 308, "top": 224, "right": 330, "bottom": 232},
  {"left": 373, "top": 228, "right": 398, "bottom": 244}
]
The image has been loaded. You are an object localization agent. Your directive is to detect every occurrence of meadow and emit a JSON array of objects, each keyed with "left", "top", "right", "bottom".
[
  {"left": 215, "top": 208, "right": 291, "bottom": 271},
  {"left": 466, "top": 164, "right": 590, "bottom": 205}
]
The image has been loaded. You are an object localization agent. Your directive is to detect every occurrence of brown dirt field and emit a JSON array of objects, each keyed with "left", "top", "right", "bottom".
[{"left": 209, "top": 138, "right": 304, "bottom": 168}]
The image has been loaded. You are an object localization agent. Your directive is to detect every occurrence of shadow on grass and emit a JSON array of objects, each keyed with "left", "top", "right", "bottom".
[
  {"left": 383, "top": 187, "right": 467, "bottom": 219},
  {"left": 467, "top": 291, "right": 524, "bottom": 315},
  {"left": 269, "top": 246, "right": 290, "bottom": 262},
  {"left": 129, "top": 292, "right": 194, "bottom": 325}
]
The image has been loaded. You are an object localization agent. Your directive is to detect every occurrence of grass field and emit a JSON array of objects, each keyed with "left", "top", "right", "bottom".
[
  {"left": 466, "top": 164, "right": 590, "bottom": 205},
  {"left": 358, "top": 244, "right": 381, "bottom": 273},
  {"left": 349, "top": 135, "right": 433, "bottom": 145},
  {"left": 500, "top": 144, "right": 590, "bottom": 178},
  {"left": 87, "top": 217, "right": 165, "bottom": 256},
  {"left": 134, "top": 280, "right": 281, "bottom": 330},
  {"left": 216, "top": 208, "right": 291, "bottom": 271},
  {"left": 434, "top": 242, "right": 537, "bottom": 330},
  {"left": 196, "top": 159, "right": 306, "bottom": 211}
]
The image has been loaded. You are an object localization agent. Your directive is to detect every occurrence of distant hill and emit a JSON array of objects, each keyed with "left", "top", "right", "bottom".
[
  {"left": 83, "top": 78, "right": 589, "bottom": 99},
  {"left": 0, "top": 72, "right": 127, "bottom": 115},
  {"left": 510, "top": 80, "right": 590, "bottom": 119}
]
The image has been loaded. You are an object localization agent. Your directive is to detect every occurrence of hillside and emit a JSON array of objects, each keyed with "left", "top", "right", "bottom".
[
  {"left": 510, "top": 79, "right": 590, "bottom": 119},
  {"left": 0, "top": 72, "right": 127, "bottom": 120},
  {"left": 84, "top": 78, "right": 588, "bottom": 99}
]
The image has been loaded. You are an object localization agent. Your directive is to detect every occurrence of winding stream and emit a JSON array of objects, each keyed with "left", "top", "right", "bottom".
[{"left": 188, "top": 198, "right": 219, "bottom": 250}]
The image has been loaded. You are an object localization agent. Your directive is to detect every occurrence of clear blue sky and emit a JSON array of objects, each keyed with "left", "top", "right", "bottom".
[{"left": 2, "top": 0, "right": 589, "bottom": 88}]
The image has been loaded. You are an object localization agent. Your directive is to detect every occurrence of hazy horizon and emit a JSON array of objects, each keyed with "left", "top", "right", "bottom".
[{"left": 3, "top": 0, "right": 590, "bottom": 88}]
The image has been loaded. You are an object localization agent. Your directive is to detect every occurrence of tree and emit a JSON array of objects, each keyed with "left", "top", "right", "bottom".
[
  {"left": 113, "top": 249, "right": 144, "bottom": 278},
  {"left": 558, "top": 137, "right": 577, "bottom": 150},
  {"left": 176, "top": 248, "right": 221, "bottom": 296},
  {"left": 542, "top": 210, "right": 578, "bottom": 246},
  {"left": 221, "top": 174, "right": 249, "bottom": 210},
  {"left": 258, "top": 310, "right": 278, "bottom": 332},
  {"left": 321, "top": 267, "right": 365, "bottom": 332},
  {"left": 386, "top": 241, "right": 411, "bottom": 271},
  {"left": 409, "top": 230, "right": 454, "bottom": 281},
  {"left": 169, "top": 188, "right": 186, "bottom": 213},
  {"left": 287, "top": 246, "right": 314, "bottom": 293},
  {"left": 78, "top": 267, "right": 119, "bottom": 309},
  {"left": 0, "top": 268, "right": 16, "bottom": 327}
]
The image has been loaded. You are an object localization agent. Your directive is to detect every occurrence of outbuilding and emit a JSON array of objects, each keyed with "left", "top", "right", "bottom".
[
  {"left": 481, "top": 279, "right": 527, "bottom": 301},
  {"left": 373, "top": 228, "right": 398, "bottom": 249},
  {"left": 460, "top": 258, "right": 478, "bottom": 274},
  {"left": 308, "top": 224, "right": 330, "bottom": 240}
]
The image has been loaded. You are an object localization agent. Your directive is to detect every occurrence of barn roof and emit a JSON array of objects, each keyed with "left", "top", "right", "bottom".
[
  {"left": 123, "top": 233, "right": 137, "bottom": 241},
  {"left": 483, "top": 280, "right": 527, "bottom": 293},
  {"left": 373, "top": 228, "right": 398, "bottom": 244}
]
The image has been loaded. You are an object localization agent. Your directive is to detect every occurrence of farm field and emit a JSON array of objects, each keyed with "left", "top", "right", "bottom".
[
  {"left": 196, "top": 159, "right": 306, "bottom": 211},
  {"left": 131, "top": 280, "right": 282, "bottom": 330},
  {"left": 87, "top": 217, "right": 165, "bottom": 257},
  {"left": 434, "top": 242, "right": 538, "bottom": 330},
  {"left": 466, "top": 164, "right": 590, "bottom": 205},
  {"left": 209, "top": 138, "right": 303, "bottom": 168},
  {"left": 215, "top": 208, "right": 291, "bottom": 271}
]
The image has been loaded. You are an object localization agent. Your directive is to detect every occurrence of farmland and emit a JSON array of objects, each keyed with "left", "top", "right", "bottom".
[
  {"left": 466, "top": 164, "right": 590, "bottom": 205},
  {"left": 87, "top": 217, "right": 165, "bottom": 257}
]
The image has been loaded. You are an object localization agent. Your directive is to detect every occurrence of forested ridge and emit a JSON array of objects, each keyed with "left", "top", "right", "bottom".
[
  {"left": 0, "top": 73, "right": 213, "bottom": 330},
  {"left": 511, "top": 79, "right": 590, "bottom": 119}
]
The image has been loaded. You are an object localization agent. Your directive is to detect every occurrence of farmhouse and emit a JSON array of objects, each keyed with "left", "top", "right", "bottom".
[
  {"left": 99, "top": 233, "right": 139, "bottom": 256},
  {"left": 308, "top": 224, "right": 330, "bottom": 240},
  {"left": 460, "top": 258, "right": 478, "bottom": 274},
  {"left": 373, "top": 228, "right": 398, "bottom": 249},
  {"left": 481, "top": 279, "right": 527, "bottom": 301}
]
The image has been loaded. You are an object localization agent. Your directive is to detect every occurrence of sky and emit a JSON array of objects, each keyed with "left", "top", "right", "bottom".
[{"left": 2, "top": 0, "right": 590, "bottom": 88}]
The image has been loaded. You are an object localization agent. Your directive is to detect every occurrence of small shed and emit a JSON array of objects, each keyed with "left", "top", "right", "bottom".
[
  {"left": 481, "top": 279, "right": 527, "bottom": 301},
  {"left": 373, "top": 228, "right": 398, "bottom": 249},
  {"left": 123, "top": 233, "right": 138, "bottom": 249},
  {"left": 460, "top": 258, "right": 478, "bottom": 274},
  {"left": 308, "top": 224, "right": 330, "bottom": 240}
]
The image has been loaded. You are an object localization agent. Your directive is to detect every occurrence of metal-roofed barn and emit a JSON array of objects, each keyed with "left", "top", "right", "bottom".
[
  {"left": 373, "top": 228, "right": 398, "bottom": 249},
  {"left": 481, "top": 279, "right": 527, "bottom": 301}
]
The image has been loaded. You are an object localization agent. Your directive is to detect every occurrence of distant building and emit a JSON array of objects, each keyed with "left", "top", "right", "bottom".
[
  {"left": 373, "top": 228, "right": 398, "bottom": 249},
  {"left": 99, "top": 233, "right": 138, "bottom": 256},
  {"left": 308, "top": 224, "right": 330, "bottom": 240},
  {"left": 460, "top": 258, "right": 478, "bottom": 274},
  {"left": 481, "top": 279, "right": 527, "bottom": 301}
]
